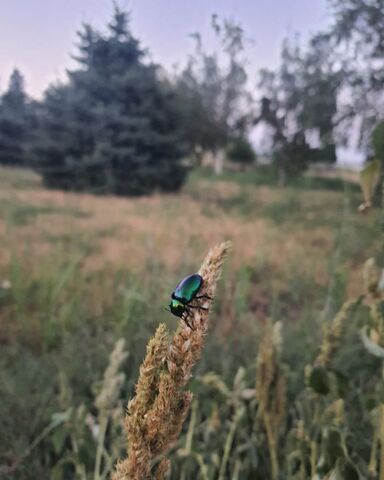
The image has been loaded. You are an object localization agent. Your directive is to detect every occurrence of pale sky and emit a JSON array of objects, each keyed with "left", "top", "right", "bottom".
[{"left": 0, "top": 0, "right": 330, "bottom": 98}]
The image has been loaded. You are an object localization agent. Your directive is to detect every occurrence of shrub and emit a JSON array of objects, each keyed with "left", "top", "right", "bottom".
[
  {"left": 226, "top": 137, "right": 256, "bottom": 165},
  {"left": 277, "top": 132, "right": 312, "bottom": 178}
]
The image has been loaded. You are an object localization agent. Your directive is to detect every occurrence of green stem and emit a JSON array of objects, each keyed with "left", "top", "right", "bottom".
[
  {"left": 180, "top": 401, "right": 198, "bottom": 480},
  {"left": 94, "top": 417, "right": 108, "bottom": 480},
  {"left": 218, "top": 406, "right": 244, "bottom": 480},
  {"left": 71, "top": 436, "right": 87, "bottom": 480},
  {"left": 264, "top": 412, "right": 279, "bottom": 480}
]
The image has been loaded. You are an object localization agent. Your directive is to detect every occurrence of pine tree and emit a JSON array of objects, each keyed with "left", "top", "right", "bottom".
[
  {"left": 33, "top": 8, "right": 188, "bottom": 195},
  {"left": 0, "top": 69, "right": 33, "bottom": 166}
]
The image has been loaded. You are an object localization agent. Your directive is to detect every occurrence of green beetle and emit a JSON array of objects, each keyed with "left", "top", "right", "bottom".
[{"left": 168, "top": 273, "right": 211, "bottom": 329}]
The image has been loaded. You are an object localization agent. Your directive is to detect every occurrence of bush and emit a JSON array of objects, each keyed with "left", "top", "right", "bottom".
[
  {"left": 310, "top": 143, "right": 337, "bottom": 164},
  {"left": 278, "top": 132, "right": 312, "bottom": 178},
  {"left": 226, "top": 137, "right": 256, "bottom": 165}
]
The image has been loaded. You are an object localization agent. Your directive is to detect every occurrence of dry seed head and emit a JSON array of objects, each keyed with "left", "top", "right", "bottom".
[
  {"left": 255, "top": 321, "right": 286, "bottom": 480},
  {"left": 95, "top": 338, "right": 128, "bottom": 417},
  {"left": 129, "top": 324, "right": 169, "bottom": 419},
  {"left": 315, "top": 299, "right": 360, "bottom": 368},
  {"left": 256, "top": 321, "right": 286, "bottom": 424},
  {"left": 113, "top": 242, "right": 230, "bottom": 480},
  {"left": 256, "top": 321, "right": 284, "bottom": 414},
  {"left": 154, "top": 458, "right": 171, "bottom": 480},
  {"left": 272, "top": 321, "right": 283, "bottom": 351}
]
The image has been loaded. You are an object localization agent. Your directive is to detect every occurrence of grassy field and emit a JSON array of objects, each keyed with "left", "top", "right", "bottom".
[{"left": 1, "top": 166, "right": 383, "bottom": 479}]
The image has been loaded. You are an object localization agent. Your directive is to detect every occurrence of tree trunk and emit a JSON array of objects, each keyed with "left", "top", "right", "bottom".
[{"left": 213, "top": 149, "right": 225, "bottom": 175}]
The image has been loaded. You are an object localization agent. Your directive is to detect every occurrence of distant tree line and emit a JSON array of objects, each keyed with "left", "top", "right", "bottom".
[
  {"left": 175, "top": 15, "right": 254, "bottom": 174},
  {"left": 0, "top": 2, "right": 383, "bottom": 194},
  {"left": 256, "top": 0, "right": 384, "bottom": 181}
]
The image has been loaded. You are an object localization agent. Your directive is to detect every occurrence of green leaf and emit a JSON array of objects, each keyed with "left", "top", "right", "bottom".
[
  {"left": 309, "top": 366, "right": 331, "bottom": 395},
  {"left": 51, "top": 408, "right": 72, "bottom": 425},
  {"left": 51, "top": 427, "right": 67, "bottom": 454},
  {"left": 233, "top": 366, "right": 246, "bottom": 390},
  {"left": 331, "top": 369, "right": 350, "bottom": 398}
]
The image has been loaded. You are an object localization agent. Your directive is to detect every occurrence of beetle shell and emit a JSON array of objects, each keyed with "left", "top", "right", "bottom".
[{"left": 172, "top": 273, "right": 203, "bottom": 304}]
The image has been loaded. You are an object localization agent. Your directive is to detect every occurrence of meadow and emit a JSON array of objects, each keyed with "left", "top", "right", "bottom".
[{"left": 1, "top": 165, "right": 383, "bottom": 479}]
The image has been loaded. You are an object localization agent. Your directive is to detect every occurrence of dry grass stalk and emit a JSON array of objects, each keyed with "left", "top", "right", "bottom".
[
  {"left": 314, "top": 297, "right": 362, "bottom": 369},
  {"left": 315, "top": 259, "right": 381, "bottom": 370},
  {"left": 96, "top": 338, "right": 128, "bottom": 418},
  {"left": 113, "top": 241, "right": 231, "bottom": 480},
  {"left": 94, "top": 338, "right": 128, "bottom": 480},
  {"left": 256, "top": 321, "right": 286, "bottom": 480}
]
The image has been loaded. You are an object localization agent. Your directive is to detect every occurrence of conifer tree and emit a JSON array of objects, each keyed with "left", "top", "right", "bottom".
[
  {"left": 33, "top": 7, "right": 188, "bottom": 195},
  {"left": 0, "top": 69, "right": 33, "bottom": 166}
]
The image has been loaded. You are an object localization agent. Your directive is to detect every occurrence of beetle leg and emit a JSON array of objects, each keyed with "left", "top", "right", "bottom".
[
  {"left": 182, "top": 311, "right": 194, "bottom": 330},
  {"left": 188, "top": 304, "right": 209, "bottom": 311},
  {"left": 195, "top": 294, "right": 213, "bottom": 301}
]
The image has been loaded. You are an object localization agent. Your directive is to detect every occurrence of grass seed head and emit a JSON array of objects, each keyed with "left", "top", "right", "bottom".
[
  {"left": 96, "top": 338, "right": 128, "bottom": 418},
  {"left": 113, "top": 241, "right": 231, "bottom": 480}
]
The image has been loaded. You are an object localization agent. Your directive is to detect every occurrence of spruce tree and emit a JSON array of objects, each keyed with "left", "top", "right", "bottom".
[
  {"left": 0, "top": 69, "right": 33, "bottom": 166},
  {"left": 33, "top": 8, "right": 188, "bottom": 195}
]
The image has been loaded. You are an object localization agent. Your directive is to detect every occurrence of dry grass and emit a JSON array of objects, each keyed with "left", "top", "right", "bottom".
[
  {"left": 256, "top": 321, "right": 286, "bottom": 480},
  {"left": 0, "top": 165, "right": 379, "bottom": 354},
  {"left": 0, "top": 167, "right": 377, "bottom": 294},
  {"left": 2, "top": 167, "right": 383, "bottom": 479}
]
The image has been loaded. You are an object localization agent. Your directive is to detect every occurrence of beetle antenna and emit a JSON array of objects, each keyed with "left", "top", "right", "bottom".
[{"left": 164, "top": 307, "right": 172, "bottom": 314}]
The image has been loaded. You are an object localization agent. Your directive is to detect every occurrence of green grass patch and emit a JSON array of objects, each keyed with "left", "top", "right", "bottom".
[
  {"left": 188, "top": 165, "right": 361, "bottom": 192},
  {"left": 0, "top": 200, "right": 92, "bottom": 226}
]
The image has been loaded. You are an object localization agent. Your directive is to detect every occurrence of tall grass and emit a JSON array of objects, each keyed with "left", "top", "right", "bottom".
[{"left": 1, "top": 166, "right": 383, "bottom": 479}]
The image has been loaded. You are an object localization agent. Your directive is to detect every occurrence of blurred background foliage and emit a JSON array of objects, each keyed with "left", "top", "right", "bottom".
[{"left": 0, "top": 1, "right": 383, "bottom": 194}]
